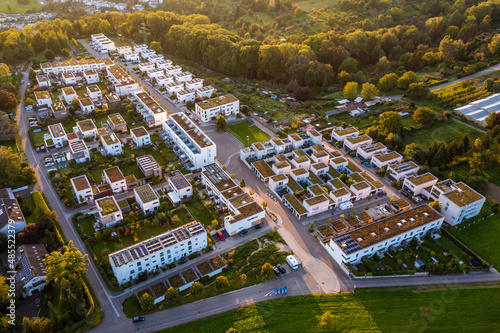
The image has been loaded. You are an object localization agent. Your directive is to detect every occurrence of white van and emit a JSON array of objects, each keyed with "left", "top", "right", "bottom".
[
  {"left": 286, "top": 255, "right": 300, "bottom": 270},
  {"left": 339, "top": 201, "right": 353, "bottom": 211}
]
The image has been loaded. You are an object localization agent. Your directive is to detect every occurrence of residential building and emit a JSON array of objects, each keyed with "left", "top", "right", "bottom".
[
  {"left": 196, "top": 85, "right": 215, "bottom": 99},
  {"left": 39, "top": 58, "right": 112, "bottom": 75},
  {"left": 130, "top": 126, "right": 151, "bottom": 147},
  {"left": 174, "top": 71, "right": 193, "bottom": 83},
  {"left": 430, "top": 180, "right": 485, "bottom": 226},
  {"left": 162, "top": 113, "right": 216, "bottom": 170},
  {"left": 387, "top": 161, "right": 420, "bottom": 181},
  {"left": 68, "top": 139, "right": 90, "bottom": 163},
  {"left": 76, "top": 119, "right": 98, "bottom": 139},
  {"left": 139, "top": 62, "right": 155, "bottom": 73},
  {"left": 140, "top": 49, "right": 156, "bottom": 60},
  {"left": 148, "top": 55, "right": 164, "bottom": 63},
  {"left": 332, "top": 127, "right": 359, "bottom": 142},
  {"left": 123, "top": 51, "right": 139, "bottom": 62},
  {"left": 177, "top": 89, "right": 196, "bottom": 103},
  {"left": 194, "top": 94, "right": 240, "bottom": 123},
  {"left": 106, "top": 65, "right": 139, "bottom": 96},
  {"left": 185, "top": 78, "right": 204, "bottom": 90},
  {"left": 109, "top": 222, "right": 207, "bottom": 284},
  {"left": 62, "top": 72, "right": 76, "bottom": 85},
  {"left": 136, "top": 155, "right": 162, "bottom": 178},
  {"left": 134, "top": 184, "right": 160, "bottom": 214},
  {"left": 156, "top": 75, "right": 174, "bottom": 88},
  {"left": 107, "top": 113, "right": 127, "bottom": 133},
  {"left": 169, "top": 174, "right": 192, "bottom": 201},
  {"left": 350, "top": 181, "right": 371, "bottom": 200},
  {"left": 371, "top": 151, "right": 403, "bottom": 169},
  {"left": 357, "top": 142, "right": 387, "bottom": 160},
  {"left": 35, "top": 91, "right": 52, "bottom": 106},
  {"left": 132, "top": 90, "right": 167, "bottom": 127},
  {"left": 344, "top": 134, "right": 373, "bottom": 151},
  {"left": 116, "top": 45, "right": 132, "bottom": 55},
  {"left": 328, "top": 205, "right": 444, "bottom": 266},
  {"left": 147, "top": 68, "right": 164, "bottom": 79},
  {"left": 47, "top": 123, "right": 67, "bottom": 148},
  {"left": 61, "top": 86, "right": 77, "bottom": 104},
  {"left": 0, "top": 188, "right": 26, "bottom": 235},
  {"left": 165, "top": 65, "right": 182, "bottom": 76},
  {"left": 101, "top": 133, "right": 123, "bottom": 156},
  {"left": 134, "top": 44, "right": 148, "bottom": 53},
  {"left": 105, "top": 92, "right": 121, "bottom": 108},
  {"left": 86, "top": 85, "right": 102, "bottom": 101},
  {"left": 50, "top": 102, "right": 68, "bottom": 120},
  {"left": 36, "top": 75, "right": 51, "bottom": 87},
  {"left": 202, "top": 163, "right": 265, "bottom": 235},
  {"left": 83, "top": 69, "right": 100, "bottom": 84},
  {"left": 71, "top": 175, "right": 93, "bottom": 203},
  {"left": 166, "top": 82, "right": 184, "bottom": 95},
  {"left": 79, "top": 97, "right": 95, "bottom": 114},
  {"left": 91, "top": 33, "right": 116, "bottom": 53},
  {"left": 15, "top": 244, "right": 48, "bottom": 296},
  {"left": 156, "top": 59, "right": 172, "bottom": 69},
  {"left": 402, "top": 173, "right": 438, "bottom": 197},
  {"left": 103, "top": 166, "right": 127, "bottom": 193},
  {"left": 95, "top": 196, "right": 123, "bottom": 228}
]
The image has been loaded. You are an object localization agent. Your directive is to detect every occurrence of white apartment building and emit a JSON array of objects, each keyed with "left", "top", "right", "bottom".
[
  {"left": 139, "top": 62, "right": 155, "bottom": 73},
  {"left": 132, "top": 90, "right": 167, "bottom": 127},
  {"left": 163, "top": 113, "right": 216, "bottom": 170},
  {"left": 109, "top": 222, "right": 207, "bottom": 284},
  {"left": 402, "top": 173, "right": 438, "bottom": 197},
  {"left": 202, "top": 163, "right": 265, "bottom": 235},
  {"left": 147, "top": 68, "right": 164, "bottom": 79},
  {"left": 95, "top": 196, "right": 123, "bottom": 228},
  {"left": 79, "top": 97, "right": 95, "bottom": 114},
  {"left": 134, "top": 44, "right": 148, "bottom": 53},
  {"left": 101, "top": 133, "right": 123, "bottom": 156},
  {"left": 177, "top": 89, "right": 196, "bottom": 103},
  {"left": 357, "top": 142, "right": 387, "bottom": 160},
  {"left": 61, "top": 86, "right": 78, "bottom": 104},
  {"left": 91, "top": 33, "right": 116, "bottom": 53},
  {"left": 165, "top": 65, "right": 182, "bottom": 76},
  {"left": 156, "top": 75, "right": 174, "bottom": 88},
  {"left": 15, "top": 244, "right": 48, "bottom": 297},
  {"left": 140, "top": 49, "right": 156, "bottom": 60},
  {"left": 84, "top": 69, "right": 100, "bottom": 84},
  {"left": 106, "top": 65, "right": 139, "bottom": 96},
  {"left": 62, "top": 72, "right": 76, "bottom": 85},
  {"left": 328, "top": 205, "right": 444, "bottom": 266},
  {"left": 116, "top": 45, "right": 132, "bottom": 55},
  {"left": 39, "top": 58, "right": 113, "bottom": 75},
  {"left": 36, "top": 75, "right": 51, "bottom": 87},
  {"left": 371, "top": 151, "right": 403, "bottom": 169},
  {"left": 124, "top": 51, "right": 139, "bottom": 62},
  {"left": 194, "top": 94, "right": 239, "bottom": 123},
  {"left": 86, "top": 85, "right": 102, "bottom": 101},
  {"left": 196, "top": 85, "right": 215, "bottom": 98},
  {"left": 430, "top": 180, "right": 485, "bottom": 226},
  {"left": 174, "top": 71, "right": 193, "bottom": 83},
  {"left": 156, "top": 59, "right": 172, "bottom": 69},
  {"left": 134, "top": 184, "right": 160, "bottom": 214},
  {"left": 103, "top": 166, "right": 127, "bottom": 193},
  {"left": 47, "top": 123, "right": 67, "bottom": 148},
  {"left": 71, "top": 175, "right": 93, "bottom": 203},
  {"left": 131, "top": 126, "right": 151, "bottom": 147},
  {"left": 344, "top": 134, "right": 373, "bottom": 151},
  {"left": 148, "top": 54, "right": 164, "bottom": 63},
  {"left": 387, "top": 161, "right": 420, "bottom": 181},
  {"left": 76, "top": 119, "right": 98, "bottom": 139},
  {"left": 332, "top": 127, "right": 359, "bottom": 142},
  {"left": 166, "top": 82, "right": 184, "bottom": 95},
  {"left": 35, "top": 91, "right": 52, "bottom": 107},
  {"left": 0, "top": 190, "right": 26, "bottom": 236},
  {"left": 68, "top": 139, "right": 90, "bottom": 163},
  {"left": 168, "top": 174, "right": 192, "bottom": 201},
  {"left": 185, "top": 78, "right": 204, "bottom": 90}
]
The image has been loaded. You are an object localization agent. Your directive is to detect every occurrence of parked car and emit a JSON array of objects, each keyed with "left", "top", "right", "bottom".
[
  {"left": 254, "top": 224, "right": 262, "bottom": 229},
  {"left": 276, "top": 264, "right": 286, "bottom": 274},
  {"left": 414, "top": 195, "right": 423, "bottom": 202},
  {"left": 45, "top": 162, "right": 55, "bottom": 167},
  {"left": 273, "top": 267, "right": 281, "bottom": 276},
  {"left": 378, "top": 207, "right": 388, "bottom": 214},
  {"left": 44, "top": 157, "right": 53, "bottom": 163},
  {"left": 133, "top": 316, "right": 145, "bottom": 323},
  {"left": 239, "top": 229, "right": 248, "bottom": 236},
  {"left": 216, "top": 230, "right": 225, "bottom": 241},
  {"left": 362, "top": 161, "right": 371, "bottom": 167}
]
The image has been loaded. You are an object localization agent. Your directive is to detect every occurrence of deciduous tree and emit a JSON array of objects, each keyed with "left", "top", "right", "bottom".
[
  {"left": 378, "top": 73, "right": 398, "bottom": 92},
  {"left": 216, "top": 115, "right": 227, "bottom": 131},
  {"left": 413, "top": 107, "right": 435, "bottom": 125},
  {"left": 261, "top": 263, "right": 274, "bottom": 276},
  {"left": 361, "top": 82, "right": 379, "bottom": 101},
  {"left": 43, "top": 241, "right": 89, "bottom": 283},
  {"left": 378, "top": 111, "right": 402, "bottom": 135},
  {"left": 139, "top": 293, "right": 154, "bottom": 310},
  {"left": 343, "top": 81, "right": 358, "bottom": 100},
  {"left": 215, "top": 276, "right": 230, "bottom": 290}
]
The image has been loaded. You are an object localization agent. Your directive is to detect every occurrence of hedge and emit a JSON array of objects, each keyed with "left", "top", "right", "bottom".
[{"left": 32, "top": 190, "right": 50, "bottom": 213}]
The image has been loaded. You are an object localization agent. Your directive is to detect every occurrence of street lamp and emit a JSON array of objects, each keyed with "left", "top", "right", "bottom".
[{"left": 246, "top": 135, "right": 249, "bottom": 147}]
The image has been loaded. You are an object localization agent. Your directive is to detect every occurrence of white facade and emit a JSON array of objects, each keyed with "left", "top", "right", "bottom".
[
  {"left": 62, "top": 72, "right": 77, "bottom": 85},
  {"left": 156, "top": 59, "right": 172, "bottom": 69},
  {"left": 132, "top": 90, "right": 168, "bottom": 127},
  {"left": 71, "top": 175, "right": 93, "bottom": 203},
  {"left": 103, "top": 166, "right": 127, "bottom": 193},
  {"left": 101, "top": 133, "right": 123, "bottom": 156},
  {"left": 163, "top": 113, "right": 216, "bottom": 170},
  {"left": 371, "top": 151, "right": 403, "bottom": 169},
  {"left": 196, "top": 85, "right": 215, "bottom": 98},
  {"left": 117, "top": 45, "right": 132, "bottom": 55},
  {"left": 140, "top": 49, "right": 156, "bottom": 60},
  {"left": 124, "top": 52, "right": 140, "bottom": 62},
  {"left": 107, "top": 65, "right": 139, "bottom": 96},
  {"left": 302, "top": 195, "right": 329, "bottom": 216},
  {"left": 76, "top": 119, "right": 98, "bottom": 139},
  {"left": 194, "top": 94, "right": 239, "bottom": 123},
  {"left": 86, "top": 85, "right": 102, "bottom": 101},
  {"left": 402, "top": 173, "right": 438, "bottom": 196},
  {"left": 357, "top": 142, "right": 387, "bottom": 160},
  {"left": 156, "top": 75, "right": 174, "bottom": 87},
  {"left": 344, "top": 135, "right": 373, "bottom": 151},
  {"left": 166, "top": 82, "right": 184, "bottom": 95},
  {"left": 36, "top": 75, "right": 51, "bottom": 87},
  {"left": 134, "top": 44, "right": 148, "bottom": 52},
  {"left": 147, "top": 68, "right": 164, "bottom": 79},
  {"left": 95, "top": 196, "right": 123, "bottom": 227},
  {"left": 169, "top": 174, "right": 192, "bottom": 200},
  {"left": 61, "top": 87, "right": 78, "bottom": 104},
  {"left": 15, "top": 245, "right": 48, "bottom": 297},
  {"left": 165, "top": 65, "right": 182, "bottom": 76},
  {"left": 134, "top": 184, "right": 160, "bottom": 214},
  {"left": 83, "top": 69, "right": 100, "bottom": 84},
  {"left": 139, "top": 62, "right": 155, "bottom": 73},
  {"left": 131, "top": 127, "right": 151, "bottom": 147},
  {"left": 79, "top": 98, "right": 95, "bottom": 114},
  {"left": 332, "top": 127, "right": 359, "bottom": 142},
  {"left": 148, "top": 55, "right": 164, "bottom": 63},
  {"left": 185, "top": 78, "right": 204, "bottom": 90},
  {"left": 68, "top": 139, "right": 90, "bottom": 164},
  {"left": 91, "top": 33, "right": 116, "bottom": 53},
  {"left": 174, "top": 71, "right": 193, "bottom": 83},
  {"left": 109, "top": 222, "right": 207, "bottom": 284},
  {"left": 47, "top": 123, "right": 67, "bottom": 148},
  {"left": 387, "top": 161, "right": 420, "bottom": 181},
  {"left": 177, "top": 89, "right": 196, "bottom": 103},
  {"left": 35, "top": 91, "right": 52, "bottom": 106}
]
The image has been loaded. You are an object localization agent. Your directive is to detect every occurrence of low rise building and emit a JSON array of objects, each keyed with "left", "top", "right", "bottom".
[
  {"left": 387, "top": 161, "right": 419, "bottom": 181},
  {"left": 83, "top": 69, "right": 99, "bottom": 84},
  {"left": 344, "top": 134, "right": 372, "bottom": 151},
  {"left": 166, "top": 82, "right": 184, "bottom": 95},
  {"left": 103, "top": 166, "right": 127, "bottom": 193},
  {"left": 79, "top": 97, "right": 95, "bottom": 114},
  {"left": 136, "top": 155, "right": 162, "bottom": 178},
  {"left": 176, "top": 89, "right": 196, "bottom": 103},
  {"left": 107, "top": 113, "right": 127, "bottom": 133},
  {"left": 95, "top": 196, "right": 123, "bottom": 228},
  {"left": 328, "top": 204, "right": 444, "bottom": 266},
  {"left": 194, "top": 94, "right": 239, "bottom": 123},
  {"left": 156, "top": 75, "right": 174, "bottom": 88},
  {"left": 196, "top": 85, "right": 215, "bottom": 98},
  {"left": 132, "top": 90, "right": 167, "bottom": 127},
  {"left": 116, "top": 45, "right": 132, "bottom": 55},
  {"left": 165, "top": 65, "right": 182, "bottom": 76},
  {"left": 61, "top": 86, "right": 77, "bottom": 104},
  {"left": 139, "top": 62, "right": 155, "bottom": 73},
  {"left": 35, "top": 91, "right": 52, "bottom": 106},
  {"left": 134, "top": 184, "right": 160, "bottom": 214},
  {"left": 76, "top": 119, "right": 98, "bottom": 139},
  {"left": 105, "top": 92, "right": 121, "bottom": 108},
  {"left": 147, "top": 68, "right": 164, "bottom": 79},
  {"left": 123, "top": 51, "right": 139, "bottom": 62},
  {"left": 36, "top": 75, "right": 51, "bottom": 87},
  {"left": 332, "top": 127, "right": 359, "bottom": 142},
  {"left": 140, "top": 49, "right": 156, "bottom": 60},
  {"left": 68, "top": 139, "right": 90, "bottom": 163},
  {"left": 357, "top": 142, "right": 387, "bottom": 160},
  {"left": 130, "top": 126, "right": 151, "bottom": 147},
  {"left": 134, "top": 44, "right": 148, "bottom": 53},
  {"left": 50, "top": 102, "right": 68, "bottom": 120},
  {"left": 0, "top": 188, "right": 26, "bottom": 235},
  {"left": 62, "top": 72, "right": 76, "bottom": 85},
  {"left": 47, "top": 123, "right": 67, "bottom": 148},
  {"left": 169, "top": 174, "right": 192, "bottom": 201},
  {"left": 174, "top": 71, "right": 193, "bottom": 83},
  {"left": 106, "top": 65, "right": 139, "bottom": 96},
  {"left": 15, "top": 244, "right": 48, "bottom": 296},
  {"left": 402, "top": 173, "right": 438, "bottom": 197},
  {"left": 86, "top": 85, "right": 102, "bottom": 101},
  {"left": 185, "top": 78, "right": 204, "bottom": 90},
  {"left": 156, "top": 59, "right": 172, "bottom": 69},
  {"left": 371, "top": 151, "right": 403, "bottom": 169},
  {"left": 101, "top": 133, "right": 123, "bottom": 156},
  {"left": 71, "top": 175, "right": 93, "bottom": 203},
  {"left": 109, "top": 222, "right": 207, "bottom": 284},
  {"left": 91, "top": 33, "right": 116, "bottom": 53},
  {"left": 148, "top": 54, "right": 164, "bottom": 63}
]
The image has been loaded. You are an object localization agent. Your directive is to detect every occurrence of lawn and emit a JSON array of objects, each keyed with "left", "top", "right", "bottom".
[
  {"left": 29, "top": 129, "right": 49, "bottom": 146},
  {"left": 294, "top": 0, "right": 339, "bottom": 11},
  {"left": 447, "top": 205, "right": 500, "bottom": 265},
  {"left": 0, "top": 0, "right": 41, "bottom": 14},
  {"left": 402, "top": 120, "right": 482, "bottom": 149},
  {"left": 228, "top": 121, "right": 270, "bottom": 146},
  {"left": 160, "top": 284, "right": 500, "bottom": 333},
  {"left": 185, "top": 196, "right": 214, "bottom": 228}
]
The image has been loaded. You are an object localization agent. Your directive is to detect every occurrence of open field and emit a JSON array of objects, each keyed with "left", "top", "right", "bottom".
[
  {"left": 0, "top": 0, "right": 41, "bottom": 14},
  {"left": 402, "top": 120, "right": 481, "bottom": 149},
  {"left": 228, "top": 121, "right": 270, "bottom": 146},
  {"left": 294, "top": 0, "right": 337, "bottom": 11},
  {"left": 160, "top": 283, "right": 500, "bottom": 333}
]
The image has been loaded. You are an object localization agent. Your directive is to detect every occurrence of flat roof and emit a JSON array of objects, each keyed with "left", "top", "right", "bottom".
[
  {"left": 104, "top": 166, "right": 124, "bottom": 183},
  {"left": 51, "top": 102, "right": 66, "bottom": 112},
  {"left": 443, "top": 182, "right": 484, "bottom": 207},
  {"left": 406, "top": 173, "right": 437, "bottom": 186},
  {"left": 334, "top": 127, "right": 358, "bottom": 137},
  {"left": 196, "top": 94, "right": 238, "bottom": 110},
  {"left": 77, "top": 119, "right": 97, "bottom": 132},
  {"left": 48, "top": 123, "right": 66, "bottom": 138},
  {"left": 374, "top": 151, "right": 402, "bottom": 162},
  {"left": 284, "top": 193, "right": 307, "bottom": 215},
  {"left": 170, "top": 174, "right": 190, "bottom": 190},
  {"left": 137, "top": 155, "right": 160, "bottom": 172},
  {"left": 345, "top": 134, "right": 371, "bottom": 144},
  {"left": 333, "top": 204, "right": 443, "bottom": 253},
  {"left": 96, "top": 196, "right": 119, "bottom": 215},
  {"left": 390, "top": 161, "right": 419, "bottom": 174},
  {"left": 71, "top": 175, "right": 91, "bottom": 192},
  {"left": 102, "top": 133, "right": 120, "bottom": 146},
  {"left": 108, "top": 113, "right": 126, "bottom": 126},
  {"left": 131, "top": 126, "right": 149, "bottom": 138},
  {"left": 87, "top": 85, "right": 100, "bottom": 93},
  {"left": 62, "top": 86, "right": 76, "bottom": 95},
  {"left": 79, "top": 97, "right": 94, "bottom": 107},
  {"left": 169, "top": 113, "right": 214, "bottom": 148},
  {"left": 202, "top": 163, "right": 237, "bottom": 192},
  {"left": 252, "top": 160, "right": 275, "bottom": 178},
  {"left": 135, "top": 184, "right": 158, "bottom": 204}
]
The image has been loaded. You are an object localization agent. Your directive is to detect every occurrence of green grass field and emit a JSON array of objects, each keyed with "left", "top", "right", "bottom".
[
  {"left": 402, "top": 120, "right": 481, "bottom": 149},
  {"left": 228, "top": 121, "right": 270, "bottom": 146},
  {"left": 0, "top": 0, "right": 41, "bottom": 14},
  {"left": 294, "top": 0, "right": 337, "bottom": 11},
  {"left": 160, "top": 284, "right": 500, "bottom": 333}
]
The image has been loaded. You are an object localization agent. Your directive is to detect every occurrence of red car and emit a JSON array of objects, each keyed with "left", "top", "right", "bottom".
[{"left": 216, "top": 230, "right": 225, "bottom": 241}]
